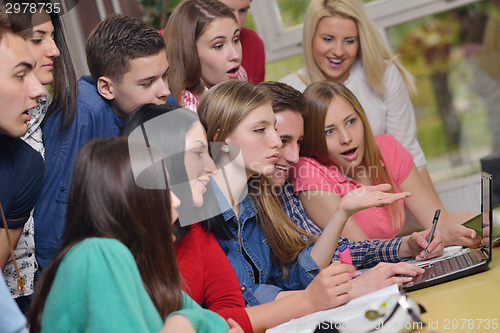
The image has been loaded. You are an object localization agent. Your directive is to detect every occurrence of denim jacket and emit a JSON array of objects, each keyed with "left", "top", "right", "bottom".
[{"left": 213, "top": 182, "right": 320, "bottom": 306}]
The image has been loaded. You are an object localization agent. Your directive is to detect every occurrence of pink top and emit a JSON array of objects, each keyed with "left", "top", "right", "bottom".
[{"left": 289, "top": 134, "right": 414, "bottom": 239}]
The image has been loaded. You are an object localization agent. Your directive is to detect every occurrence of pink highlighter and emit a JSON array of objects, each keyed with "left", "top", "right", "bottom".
[{"left": 338, "top": 243, "right": 353, "bottom": 265}]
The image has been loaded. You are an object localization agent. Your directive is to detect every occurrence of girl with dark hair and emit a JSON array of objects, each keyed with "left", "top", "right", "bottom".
[
  {"left": 24, "top": 0, "right": 77, "bottom": 137},
  {"left": 121, "top": 105, "right": 252, "bottom": 333},
  {"left": 164, "top": 0, "right": 248, "bottom": 112},
  {"left": 2, "top": 0, "right": 77, "bottom": 312},
  {"left": 27, "top": 137, "right": 240, "bottom": 333}
]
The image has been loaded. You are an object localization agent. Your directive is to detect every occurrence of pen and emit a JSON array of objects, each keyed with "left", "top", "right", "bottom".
[{"left": 424, "top": 209, "right": 441, "bottom": 259}]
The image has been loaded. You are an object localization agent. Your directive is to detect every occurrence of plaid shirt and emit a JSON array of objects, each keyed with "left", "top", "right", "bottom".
[{"left": 278, "top": 179, "right": 403, "bottom": 269}]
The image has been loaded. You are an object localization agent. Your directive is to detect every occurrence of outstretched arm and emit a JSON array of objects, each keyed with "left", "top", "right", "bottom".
[{"left": 307, "top": 184, "right": 411, "bottom": 269}]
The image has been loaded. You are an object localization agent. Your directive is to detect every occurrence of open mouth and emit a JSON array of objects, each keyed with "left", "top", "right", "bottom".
[
  {"left": 227, "top": 66, "right": 240, "bottom": 77},
  {"left": 327, "top": 57, "right": 344, "bottom": 66},
  {"left": 22, "top": 110, "right": 32, "bottom": 121},
  {"left": 341, "top": 148, "right": 357, "bottom": 156}
]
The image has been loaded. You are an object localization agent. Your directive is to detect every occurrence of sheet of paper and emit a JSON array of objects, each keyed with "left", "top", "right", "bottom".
[{"left": 266, "top": 284, "right": 401, "bottom": 333}]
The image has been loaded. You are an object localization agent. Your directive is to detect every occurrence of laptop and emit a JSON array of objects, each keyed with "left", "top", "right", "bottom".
[{"left": 403, "top": 172, "right": 493, "bottom": 292}]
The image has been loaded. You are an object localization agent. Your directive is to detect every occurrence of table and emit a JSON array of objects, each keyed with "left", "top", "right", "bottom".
[{"left": 407, "top": 247, "right": 500, "bottom": 332}]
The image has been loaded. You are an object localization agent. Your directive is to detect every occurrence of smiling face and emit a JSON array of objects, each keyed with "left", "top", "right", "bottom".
[
  {"left": 184, "top": 121, "right": 216, "bottom": 207},
  {"left": 324, "top": 95, "right": 365, "bottom": 177},
  {"left": 269, "top": 110, "right": 304, "bottom": 187},
  {"left": 28, "top": 10, "right": 60, "bottom": 85},
  {"left": 0, "top": 33, "right": 46, "bottom": 137},
  {"left": 218, "top": 0, "right": 251, "bottom": 30},
  {"left": 225, "top": 103, "right": 282, "bottom": 179},
  {"left": 312, "top": 16, "right": 359, "bottom": 83},
  {"left": 106, "top": 50, "right": 170, "bottom": 119},
  {"left": 196, "top": 17, "right": 242, "bottom": 89}
]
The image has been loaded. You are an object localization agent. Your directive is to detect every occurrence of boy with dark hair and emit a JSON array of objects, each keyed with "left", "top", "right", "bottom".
[
  {"left": 34, "top": 14, "right": 175, "bottom": 271},
  {"left": 0, "top": 4, "right": 46, "bottom": 273}
]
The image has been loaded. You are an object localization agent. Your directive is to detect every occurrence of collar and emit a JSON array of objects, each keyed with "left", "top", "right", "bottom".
[{"left": 211, "top": 178, "right": 256, "bottom": 223}]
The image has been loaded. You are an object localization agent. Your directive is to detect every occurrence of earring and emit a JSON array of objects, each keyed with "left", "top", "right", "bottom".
[{"left": 221, "top": 145, "right": 230, "bottom": 153}]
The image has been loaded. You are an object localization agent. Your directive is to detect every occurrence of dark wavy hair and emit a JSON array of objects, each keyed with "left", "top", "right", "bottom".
[{"left": 28, "top": 137, "right": 182, "bottom": 332}]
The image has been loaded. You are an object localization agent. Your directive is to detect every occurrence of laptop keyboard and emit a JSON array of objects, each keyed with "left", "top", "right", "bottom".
[{"left": 423, "top": 250, "right": 484, "bottom": 280}]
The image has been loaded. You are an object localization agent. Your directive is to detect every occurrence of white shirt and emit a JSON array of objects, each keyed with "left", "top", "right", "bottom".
[{"left": 280, "top": 60, "right": 426, "bottom": 169}]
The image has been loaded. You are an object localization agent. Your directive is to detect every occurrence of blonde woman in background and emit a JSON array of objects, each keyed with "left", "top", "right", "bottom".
[{"left": 279, "top": 0, "right": 436, "bottom": 193}]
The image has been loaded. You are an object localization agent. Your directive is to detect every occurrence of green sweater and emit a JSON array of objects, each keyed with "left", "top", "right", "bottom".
[{"left": 40, "top": 238, "right": 229, "bottom": 332}]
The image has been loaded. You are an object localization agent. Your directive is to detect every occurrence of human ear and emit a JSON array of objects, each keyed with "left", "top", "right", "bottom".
[
  {"left": 97, "top": 76, "right": 115, "bottom": 101},
  {"left": 213, "top": 129, "right": 220, "bottom": 142}
]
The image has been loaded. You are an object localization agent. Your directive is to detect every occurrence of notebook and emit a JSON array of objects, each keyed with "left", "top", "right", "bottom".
[
  {"left": 403, "top": 172, "right": 493, "bottom": 292},
  {"left": 266, "top": 284, "right": 402, "bottom": 333}
]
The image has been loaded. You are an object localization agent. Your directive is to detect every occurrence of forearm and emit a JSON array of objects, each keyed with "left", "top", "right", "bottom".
[
  {"left": 310, "top": 209, "right": 348, "bottom": 269},
  {"left": 418, "top": 168, "right": 439, "bottom": 198},
  {"left": 245, "top": 290, "right": 315, "bottom": 333},
  {"left": 398, "top": 235, "right": 415, "bottom": 259},
  {"left": 0, "top": 227, "right": 23, "bottom": 270}
]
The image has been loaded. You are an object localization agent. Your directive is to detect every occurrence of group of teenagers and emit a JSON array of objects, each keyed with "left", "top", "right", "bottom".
[{"left": 0, "top": 0, "right": 485, "bottom": 332}]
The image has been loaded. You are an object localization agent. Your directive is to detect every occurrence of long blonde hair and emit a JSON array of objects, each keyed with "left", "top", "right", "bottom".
[
  {"left": 198, "top": 80, "right": 311, "bottom": 275},
  {"left": 302, "top": 0, "right": 415, "bottom": 95},
  {"left": 301, "top": 81, "right": 404, "bottom": 230}
]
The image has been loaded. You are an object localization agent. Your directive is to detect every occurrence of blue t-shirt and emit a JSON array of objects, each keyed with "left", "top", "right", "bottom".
[{"left": 0, "top": 135, "right": 44, "bottom": 229}]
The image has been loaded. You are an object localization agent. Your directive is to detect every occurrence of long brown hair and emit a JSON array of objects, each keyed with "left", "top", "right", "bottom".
[
  {"left": 301, "top": 81, "right": 403, "bottom": 229},
  {"left": 198, "top": 80, "right": 311, "bottom": 275},
  {"left": 164, "top": 0, "right": 237, "bottom": 101},
  {"left": 28, "top": 138, "right": 182, "bottom": 332}
]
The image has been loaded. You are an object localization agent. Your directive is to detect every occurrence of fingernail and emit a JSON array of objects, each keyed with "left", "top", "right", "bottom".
[
  {"left": 404, "top": 277, "right": 413, "bottom": 281},
  {"left": 471, "top": 232, "right": 474, "bottom": 238},
  {"left": 350, "top": 271, "right": 361, "bottom": 278},
  {"left": 420, "top": 242, "right": 426, "bottom": 247}
]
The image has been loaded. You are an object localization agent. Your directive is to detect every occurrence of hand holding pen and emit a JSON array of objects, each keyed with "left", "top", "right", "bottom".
[{"left": 424, "top": 209, "right": 441, "bottom": 259}]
